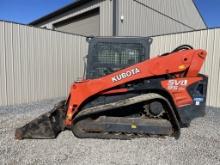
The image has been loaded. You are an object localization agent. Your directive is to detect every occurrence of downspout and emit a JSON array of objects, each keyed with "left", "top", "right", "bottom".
[{"left": 113, "top": 0, "right": 119, "bottom": 36}]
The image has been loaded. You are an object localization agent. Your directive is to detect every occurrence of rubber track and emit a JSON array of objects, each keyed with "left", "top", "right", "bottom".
[{"left": 72, "top": 93, "right": 180, "bottom": 139}]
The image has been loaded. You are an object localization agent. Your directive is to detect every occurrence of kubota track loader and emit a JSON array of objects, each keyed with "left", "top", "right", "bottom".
[{"left": 15, "top": 37, "right": 208, "bottom": 140}]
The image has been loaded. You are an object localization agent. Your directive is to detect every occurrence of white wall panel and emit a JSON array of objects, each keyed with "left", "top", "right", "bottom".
[
  {"left": 0, "top": 21, "right": 88, "bottom": 106},
  {"left": 135, "top": 0, "right": 206, "bottom": 29},
  {"left": 118, "top": 0, "right": 206, "bottom": 36}
]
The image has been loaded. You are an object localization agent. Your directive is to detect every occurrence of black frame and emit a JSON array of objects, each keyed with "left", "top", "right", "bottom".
[{"left": 85, "top": 37, "right": 152, "bottom": 79}]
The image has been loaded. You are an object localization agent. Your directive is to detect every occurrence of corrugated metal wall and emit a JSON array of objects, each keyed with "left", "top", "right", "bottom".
[
  {"left": 118, "top": 0, "right": 206, "bottom": 36},
  {"left": 0, "top": 21, "right": 87, "bottom": 106},
  {"left": 1, "top": 20, "right": 219, "bottom": 108},
  {"left": 151, "top": 28, "right": 220, "bottom": 108},
  {"left": 135, "top": 0, "right": 206, "bottom": 29}
]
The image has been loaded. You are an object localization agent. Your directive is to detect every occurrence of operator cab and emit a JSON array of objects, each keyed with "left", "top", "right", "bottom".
[{"left": 85, "top": 37, "right": 152, "bottom": 79}]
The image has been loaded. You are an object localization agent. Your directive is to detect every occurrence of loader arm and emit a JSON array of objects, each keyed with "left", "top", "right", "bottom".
[{"left": 65, "top": 49, "right": 207, "bottom": 126}]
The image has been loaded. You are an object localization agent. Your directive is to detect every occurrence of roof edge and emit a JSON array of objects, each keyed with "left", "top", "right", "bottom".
[
  {"left": 29, "top": 0, "right": 92, "bottom": 25},
  {"left": 192, "top": 0, "right": 208, "bottom": 28}
]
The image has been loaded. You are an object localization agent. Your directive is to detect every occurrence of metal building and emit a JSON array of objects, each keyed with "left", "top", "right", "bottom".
[{"left": 30, "top": 0, "right": 206, "bottom": 36}]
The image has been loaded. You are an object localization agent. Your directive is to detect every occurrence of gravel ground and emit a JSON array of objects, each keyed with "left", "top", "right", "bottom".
[{"left": 0, "top": 98, "right": 220, "bottom": 165}]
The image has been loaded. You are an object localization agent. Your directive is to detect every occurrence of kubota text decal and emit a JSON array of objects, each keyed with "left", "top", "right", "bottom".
[{"left": 112, "top": 68, "right": 140, "bottom": 82}]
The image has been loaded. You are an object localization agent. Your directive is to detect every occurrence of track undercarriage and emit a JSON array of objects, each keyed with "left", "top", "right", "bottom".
[
  {"left": 15, "top": 93, "right": 180, "bottom": 140},
  {"left": 71, "top": 93, "right": 179, "bottom": 139}
]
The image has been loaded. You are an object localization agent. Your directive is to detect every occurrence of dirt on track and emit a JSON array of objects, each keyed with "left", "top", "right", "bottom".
[{"left": 0, "top": 98, "right": 220, "bottom": 165}]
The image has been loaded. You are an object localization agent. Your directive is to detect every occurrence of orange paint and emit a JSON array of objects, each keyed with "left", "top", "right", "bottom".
[{"left": 64, "top": 49, "right": 207, "bottom": 126}]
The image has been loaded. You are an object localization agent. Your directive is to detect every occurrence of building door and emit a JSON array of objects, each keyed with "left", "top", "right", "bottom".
[{"left": 54, "top": 8, "right": 100, "bottom": 36}]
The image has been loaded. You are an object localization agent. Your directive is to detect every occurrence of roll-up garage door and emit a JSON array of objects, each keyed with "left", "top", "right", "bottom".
[{"left": 54, "top": 8, "right": 100, "bottom": 36}]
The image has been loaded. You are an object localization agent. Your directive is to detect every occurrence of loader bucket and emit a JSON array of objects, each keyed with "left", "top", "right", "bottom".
[{"left": 15, "top": 106, "right": 66, "bottom": 140}]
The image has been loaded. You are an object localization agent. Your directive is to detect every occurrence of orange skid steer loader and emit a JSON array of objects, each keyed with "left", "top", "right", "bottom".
[{"left": 15, "top": 37, "right": 208, "bottom": 140}]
